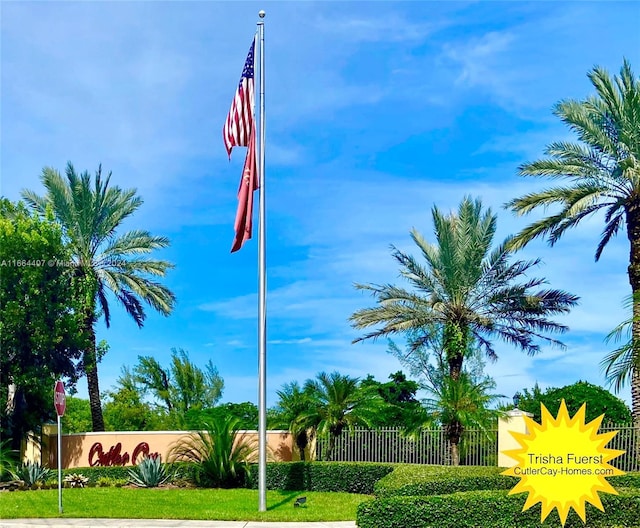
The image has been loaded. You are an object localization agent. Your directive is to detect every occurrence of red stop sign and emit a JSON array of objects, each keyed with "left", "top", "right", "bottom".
[{"left": 54, "top": 381, "right": 66, "bottom": 417}]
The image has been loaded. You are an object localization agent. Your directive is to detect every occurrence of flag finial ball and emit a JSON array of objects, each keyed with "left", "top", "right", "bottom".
[{"left": 258, "top": 10, "right": 266, "bottom": 18}]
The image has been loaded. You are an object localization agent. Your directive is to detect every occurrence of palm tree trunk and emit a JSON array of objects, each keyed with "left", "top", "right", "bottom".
[
  {"left": 84, "top": 319, "right": 105, "bottom": 432},
  {"left": 446, "top": 420, "right": 463, "bottom": 466},
  {"left": 77, "top": 272, "right": 105, "bottom": 432},
  {"left": 632, "top": 368, "right": 640, "bottom": 426},
  {"left": 296, "top": 430, "right": 308, "bottom": 461},
  {"left": 4, "top": 382, "right": 25, "bottom": 450},
  {"left": 450, "top": 441, "right": 460, "bottom": 466},
  {"left": 444, "top": 322, "right": 467, "bottom": 380},
  {"left": 325, "top": 434, "right": 336, "bottom": 461},
  {"left": 626, "top": 205, "right": 640, "bottom": 428},
  {"left": 448, "top": 355, "right": 464, "bottom": 381}
]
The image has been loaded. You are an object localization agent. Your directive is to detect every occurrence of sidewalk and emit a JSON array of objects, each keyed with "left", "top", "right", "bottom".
[{"left": 0, "top": 520, "right": 357, "bottom": 528}]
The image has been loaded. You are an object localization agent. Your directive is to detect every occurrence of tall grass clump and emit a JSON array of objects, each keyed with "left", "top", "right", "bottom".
[{"left": 170, "top": 415, "right": 256, "bottom": 488}]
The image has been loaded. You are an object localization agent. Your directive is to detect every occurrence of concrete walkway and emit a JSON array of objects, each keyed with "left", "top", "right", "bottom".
[{"left": 0, "top": 520, "right": 357, "bottom": 528}]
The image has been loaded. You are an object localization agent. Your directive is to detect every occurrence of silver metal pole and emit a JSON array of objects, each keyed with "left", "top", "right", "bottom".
[
  {"left": 257, "top": 9, "right": 267, "bottom": 513},
  {"left": 57, "top": 415, "right": 63, "bottom": 513}
]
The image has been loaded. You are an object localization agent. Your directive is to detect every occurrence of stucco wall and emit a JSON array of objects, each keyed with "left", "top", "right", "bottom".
[
  {"left": 38, "top": 427, "right": 297, "bottom": 469},
  {"left": 497, "top": 410, "right": 533, "bottom": 467}
]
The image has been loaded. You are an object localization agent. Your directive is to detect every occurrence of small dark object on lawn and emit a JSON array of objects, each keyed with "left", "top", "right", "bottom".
[{"left": 294, "top": 496, "right": 307, "bottom": 507}]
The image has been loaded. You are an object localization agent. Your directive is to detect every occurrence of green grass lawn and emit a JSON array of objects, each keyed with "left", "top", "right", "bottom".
[{"left": 0, "top": 487, "right": 368, "bottom": 522}]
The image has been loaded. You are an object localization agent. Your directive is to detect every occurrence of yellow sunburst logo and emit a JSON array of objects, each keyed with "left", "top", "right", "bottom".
[{"left": 501, "top": 399, "right": 625, "bottom": 526}]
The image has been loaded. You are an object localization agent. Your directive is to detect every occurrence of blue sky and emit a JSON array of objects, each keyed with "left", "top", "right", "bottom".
[{"left": 2, "top": 1, "right": 639, "bottom": 409}]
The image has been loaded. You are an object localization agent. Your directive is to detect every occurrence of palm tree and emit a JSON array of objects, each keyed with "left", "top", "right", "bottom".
[
  {"left": 422, "top": 369, "right": 504, "bottom": 466},
  {"left": 351, "top": 197, "right": 578, "bottom": 383},
  {"left": 505, "top": 60, "right": 640, "bottom": 425},
  {"left": 299, "top": 371, "right": 386, "bottom": 461},
  {"left": 391, "top": 327, "right": 504, "bottom": 465},
  {"left": 269, "top": 381, "right": 316, "bottom": 461},
  {"left": 22, "top": 163, "right": 176, "bottom": 431}
]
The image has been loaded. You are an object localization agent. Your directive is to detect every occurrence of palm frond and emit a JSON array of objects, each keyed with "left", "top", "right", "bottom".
[
  {"left": 601, "top": 293, "right": 640, "bottom": 392},
  {"left": 21, "top": 163, "right": 175, "bottom": 335},
  {"left": 352, "top": 197, "right": 578, "bottom": 372},
  {"left": 508, "top": 60, "right": 640, "bottom": 261},
  {"left": 596, "top": 208, "right": 625, "bottom": 260}
]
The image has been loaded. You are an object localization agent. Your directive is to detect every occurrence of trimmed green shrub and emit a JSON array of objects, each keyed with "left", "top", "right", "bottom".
[
  {"left": 95, "top": 476, "right": 128, "bottom": 487},
  {"left": 61, "top": 465, "right": 130, "bottom": 482},
  {"left": 374, "top": 465, "right": 518, "bottom": 497},
  {"left": 357, "top": 488, "right": 640, "bottom": 528},
  {"left": 374, "top": 465, "right": 640, "bottom": 498},
  {"left": 610, "top": 472, "right": 640, "bottom": 488},
  {"left": 245, "top": 462, "right": 394, "bottom": 494},
  {"left": 55, "top": 463, "right": 198, "bottom": 486},
  {"left": 303, "top": 462, "right": 394, "bottom": 493}
]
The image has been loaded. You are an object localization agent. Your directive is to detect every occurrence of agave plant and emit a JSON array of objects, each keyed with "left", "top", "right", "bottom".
[
  {"left": 10, "top": 461, "right": 52, "bottom": 487},
  {"left": 127, "top": 455, "right": 171, "bottom": 488},
  {"left": 169, "top": 415, "right": 257, "bottom": 488}
]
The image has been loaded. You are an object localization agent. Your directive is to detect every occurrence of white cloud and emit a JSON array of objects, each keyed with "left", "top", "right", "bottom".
[
  {"left": 313, "top": 13, "right": 443, "bottom": 43},
  {"left": 446, "top": 31, "right": 517, "bottom": 87},
  {"left": 269, "top": 337, "right": 313, "bottom": 345}
]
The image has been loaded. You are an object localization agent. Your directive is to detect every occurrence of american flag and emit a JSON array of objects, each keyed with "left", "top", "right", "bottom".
[
  {"left": 223, "top": 40, "right": 258, "bottom": 253},
  {"left": 223, "top": 41, "right": 255, "bottom": 156}
]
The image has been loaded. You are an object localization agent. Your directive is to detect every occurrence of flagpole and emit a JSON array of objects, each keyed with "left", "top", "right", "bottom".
[{"left": 257, "top": 9, "right": 267, "bottom": 513}]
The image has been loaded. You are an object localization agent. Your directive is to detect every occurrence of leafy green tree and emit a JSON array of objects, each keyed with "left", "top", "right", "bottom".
[
  {"left": 61, "top": 397, "right": 92, "bottom": 434},
  {"left": 351, "top": 197, "right": 578, "bottom": 382},
  {"left": 360, "top": 371, "right": 423, "bottom": 428},
  {"left": 103, "top": 367, "right": 159, "bottom": 431},
  {"left": 0, "top": 199, "right": 82, "bottom": 446},
  {"left": 133, "top": 348, "right": 224, "bottom": 427},
  {"left": 505, "top": 61, "right": 640, "bottom": 426},
  {"left": 269, "top": 382, "right": 317, "bottom": 460},
  {"left": 300, "top": 371, "right": 387, "bottom": 461},
  {"left": 186, "top": 402, "right": 258, "bottom": 431},
  {"left": 223, "top": 402, "right": 258, "bottom": 429},
  {"left": 22, "top": 163, "right": 176, "bottom": 431},
  {"left": 516, "top": 381, "right": 632, "bottom": 424}
]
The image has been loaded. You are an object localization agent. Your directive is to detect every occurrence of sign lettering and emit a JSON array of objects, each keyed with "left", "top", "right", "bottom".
[{"left": 88, "top": 442, "right": 159, "bottom": 467}]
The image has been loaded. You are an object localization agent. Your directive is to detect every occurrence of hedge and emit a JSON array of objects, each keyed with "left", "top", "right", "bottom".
[
  {"left": 59, "top": 465, "right": 130, "bottom": 482},
  {"left": 244, "top": 462, "right": 394, "bottom": 494},
  {"left": 357, "top": 488, "right": 640, "bottom": 528},
  {"left": 374, "top": 465, "right": 640, "bottom": 498},
  {"left": 610, "top": 472, "right": 640, "bottom": 489},
  {"left": 43, "top": 461, "right": 391, "bottom": 491},
  {"left": 374, "top": 465, "right": 517, "bottom": 497},
  {"left": 51, "top": 462, "right": 198, "bottom": 484}
]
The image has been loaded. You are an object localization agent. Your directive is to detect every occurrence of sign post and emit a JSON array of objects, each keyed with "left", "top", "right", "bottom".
[{"left": 54, "top": 380, "right": 66, "bottom": 514}]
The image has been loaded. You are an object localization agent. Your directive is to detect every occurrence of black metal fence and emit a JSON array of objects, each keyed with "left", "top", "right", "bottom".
[
  {"left": 316, "top": 425, "right": 640, "bottom": 471},
  {"left": 316, "top": 427, "right": 497, "bottom": 466}
]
